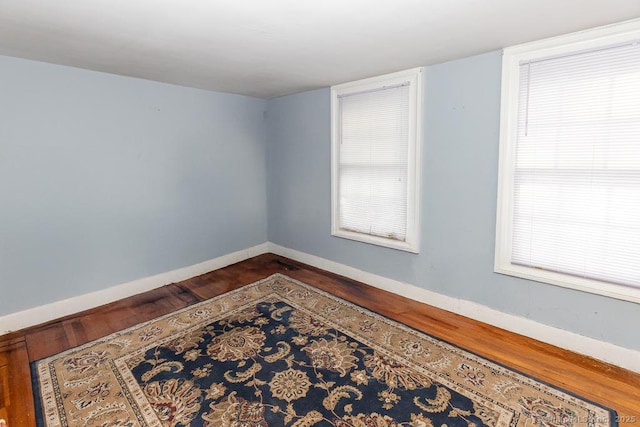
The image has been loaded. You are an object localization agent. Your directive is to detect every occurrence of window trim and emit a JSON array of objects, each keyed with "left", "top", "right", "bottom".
[
  {"left": 495, "top": 19, "right": 640, "bottom": 304},
  {"left": 331, "top": 67, "right": 423, "bottom": 253}
]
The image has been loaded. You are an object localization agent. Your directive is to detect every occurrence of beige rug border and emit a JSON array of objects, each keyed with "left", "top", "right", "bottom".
[{"left": 34, "top": 273, "right": 614, "bottom": 427}]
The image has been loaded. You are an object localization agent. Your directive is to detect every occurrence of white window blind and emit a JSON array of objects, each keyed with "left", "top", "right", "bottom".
[
  {"left": 337, "top": 83, "right": 410, "bottom": 241},
  {"left": 512, "top": 41, "right": 640, "bottom": 288},
  {"left": 331, "top": 67, "right": 422, "bottom": 253}
]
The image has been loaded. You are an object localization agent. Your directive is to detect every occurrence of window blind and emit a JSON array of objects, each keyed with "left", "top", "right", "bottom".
[
  {"left": 337, "top": 83, "right": 410, "bottom": 241},
  {"left": 512, "top": 41, "right": 640, "bottom": 288}
]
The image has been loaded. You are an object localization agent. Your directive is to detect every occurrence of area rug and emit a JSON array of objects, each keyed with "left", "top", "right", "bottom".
[{"left": 32, "top": 273, "right": 616, "bottom": 427}]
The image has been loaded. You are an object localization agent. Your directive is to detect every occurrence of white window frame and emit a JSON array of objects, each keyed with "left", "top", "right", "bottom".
[
  {"left": 331, "top": 67, "right": 423, "bottom": 253},
  {"left": 495, "top": 19, "right": 640, "bottom": 303}
]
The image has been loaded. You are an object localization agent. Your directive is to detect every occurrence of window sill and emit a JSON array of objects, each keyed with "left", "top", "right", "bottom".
[
  {"left": 332, "top": 228, "right": 419, "bottom": 254},
  {"left": 494, "top": 261, "right": 640, "bottom": 304}
]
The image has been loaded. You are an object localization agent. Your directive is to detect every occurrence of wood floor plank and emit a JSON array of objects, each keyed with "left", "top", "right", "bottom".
[
  {"left": 24, "top": 283, "right": 200, "bottom": 361},
  {"left": 0, "top": 340, "right": 35, "bottom": 427},
  {"left": 1, "top": 253, "right": 639, "bottom": 426}
]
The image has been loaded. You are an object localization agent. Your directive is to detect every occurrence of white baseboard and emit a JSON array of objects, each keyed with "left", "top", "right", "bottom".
[
  {"left": 3, "top": 241, "right": 639, "bottom": 373},
  {"left": 0, "top": 243, "right": 270, "bottom": 335},
  {"left": 268, "top": 243, "right": 640, "bottom": 373}
]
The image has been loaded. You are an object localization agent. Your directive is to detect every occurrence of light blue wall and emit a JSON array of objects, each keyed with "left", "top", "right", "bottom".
[
  {"left": 3, "top": 51, "right": 637, "bottom": 351},
  {"left": 0, "top": 55, "right": 267, "bottom": 316},
  {"left": 265, "top": 51, "right": 640, "bottom": 351}
]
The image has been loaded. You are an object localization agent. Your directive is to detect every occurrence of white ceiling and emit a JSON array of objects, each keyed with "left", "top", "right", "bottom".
[{"left": 1, "top": 1, "right": 639, "bottom": 99}]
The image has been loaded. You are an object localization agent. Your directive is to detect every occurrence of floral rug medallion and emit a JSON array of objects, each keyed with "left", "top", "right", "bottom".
[{"left": 33, "top": 274, "right": 616, "bottom": 427}]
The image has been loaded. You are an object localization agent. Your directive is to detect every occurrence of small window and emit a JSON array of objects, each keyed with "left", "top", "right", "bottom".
[
  {"left": 495, "top": 20, "right": 640, "bottom": 303},
  {"left": 331, "top": 68, "right": 423, "bottom": 253}
]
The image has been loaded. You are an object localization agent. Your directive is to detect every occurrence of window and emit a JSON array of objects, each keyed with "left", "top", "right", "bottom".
[
  {"left": 495, "top": 20, "right": 640, "bottom": 303},
  {"left": 331, "top": 68, "right": 423, "bottom": 253}
]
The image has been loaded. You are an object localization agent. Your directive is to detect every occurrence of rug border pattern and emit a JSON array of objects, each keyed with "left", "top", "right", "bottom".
[{"left": 32, "top": 273, "right": 618, "bottom": 427}]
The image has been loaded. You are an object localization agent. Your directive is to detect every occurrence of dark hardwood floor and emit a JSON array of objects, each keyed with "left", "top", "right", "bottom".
[{"left": 1, "top": 253, "right": 639, "bottom": 426}]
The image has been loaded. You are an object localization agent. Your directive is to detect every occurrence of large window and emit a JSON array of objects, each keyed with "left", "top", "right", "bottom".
[
  {"left": 331, "top": 68, "right": 423, "bottom": 253},
  {"left": 495, "top": 20, "right": 640, "bottom": 303}
]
